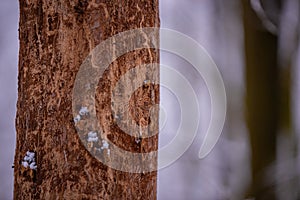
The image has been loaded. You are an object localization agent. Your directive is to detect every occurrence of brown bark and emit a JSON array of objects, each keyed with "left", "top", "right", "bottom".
[{"left": 14, "top": 0, "right": 159, "bottom": 199}]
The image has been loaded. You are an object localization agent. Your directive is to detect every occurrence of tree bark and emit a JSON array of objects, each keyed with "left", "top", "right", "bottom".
[{"left": 14, "top": 0, "right": 159, "bottom": 199}]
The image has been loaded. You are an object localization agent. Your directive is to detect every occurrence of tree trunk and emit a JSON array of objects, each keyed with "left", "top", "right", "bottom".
[
  {"left": 243, "top": 0, "right": 279, "bottom": 199},
  {"left": 14, "top": 0, "right": 159, "bottom": 199}
]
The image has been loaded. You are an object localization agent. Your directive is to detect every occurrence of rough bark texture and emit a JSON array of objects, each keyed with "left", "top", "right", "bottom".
[
  {"left": 14, "top": 0, "right": 159, "bottom": 199},
  {"left": 243, "top": 0, "right": 279, "bottom": 199}
]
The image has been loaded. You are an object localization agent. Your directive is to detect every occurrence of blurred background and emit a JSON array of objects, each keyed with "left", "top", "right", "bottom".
[
  {"left": 0, "top": 0, "right": 19, "bottom": 199},
  {"left": 1, "top": 0, "right": 300, "bottom": 199}
]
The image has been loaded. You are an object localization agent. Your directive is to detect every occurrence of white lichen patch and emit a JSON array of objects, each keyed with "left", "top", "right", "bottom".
[
  {"left": 73, "top": 115, "right": 81, "bottom": 123},
  {"left": 87, "top": 131, "right": 98, "bottom": 142},
  {"left": 79, "top": 107, "right": 89, "bottom": 116},
  {"left": 101, "top": 140, "right": 109, "bottom": 149},
  {"left": 22, "top": 151, "right": 37, "bottom": 170},
  {"left": 22, "top": 161, "right": 29, "bottom": 168},
  {"left": 135, "top": 138, "right": 141, "bottom": 144},
  {"left": 29, "top": 162, "right": 36, "bottom": 170},
  {"left": 143, "top": 79, "right": 151, "bottom": 85},
  {"left": 101, "top": 140, "right": 110, "bottom": 155},
  {"left": 74, "top": 106, "right": 89, "bottom": 124},
  {"left": 87, "top": 137, "right": 98, "bottom": 142}
]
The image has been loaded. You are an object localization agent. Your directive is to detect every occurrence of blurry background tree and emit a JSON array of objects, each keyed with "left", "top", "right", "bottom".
[
  {"left": 14, "top": 0, "right": 159, "bottom": 199},
  {"left": 243, "top": 0, "right": 279, "bottom": 198},
  {"left": 243, "top": 0, "right": 299, "bottom": 199}
]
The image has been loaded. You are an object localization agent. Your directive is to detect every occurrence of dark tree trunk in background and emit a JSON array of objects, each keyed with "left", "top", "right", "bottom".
[
  {"left": 243, "top": 0, "right": 279, "bottom": 199},
  {"left": 14, "top": 0, "right": 159, "bottom": 199}
]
